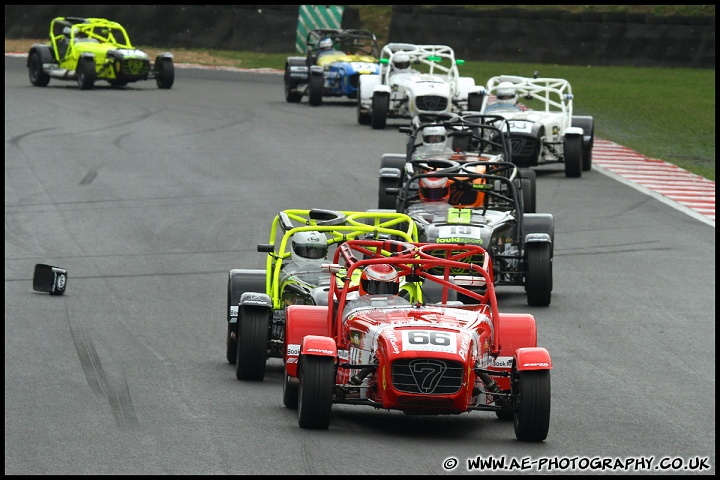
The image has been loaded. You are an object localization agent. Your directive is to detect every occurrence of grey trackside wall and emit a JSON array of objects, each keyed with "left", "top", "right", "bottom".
[
  {"left": 387, "top": 6, "right": 715, "bottom": 69},
  {"left": 4, "top": 5, "right": 714, "bottom": 69}
]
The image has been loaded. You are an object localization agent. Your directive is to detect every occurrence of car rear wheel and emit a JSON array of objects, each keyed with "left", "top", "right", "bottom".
[
  {"left": 378, "top": 154, "right": 406, "bottom": 210},
  {"left": 563, "top": 135, "right": 583, "bottom": 178},
  {"left": 226, "top": 270, "right": 266, "bottom": 364},
  {"left": 468, "top": 91, "right": 484, "bottom": 111},
  {"left": 283, "top": 366, "right": 299, "bottom": 409},
  {"left": 517, "top": 168, "right": 536, "bottom": 213},
  {"left": 308, "top": 73, "right": 323, "bottom": 106},
  {"left": 156, "top": 58, "right": 175, "bottom": 89},
  {"left": 76, "top": 57, "right": 96, "bottom": 90},
  {"left": 371, "top": 92, "right": 389, "bottom": 129},
  {"left": 525, "top": 242, "right": 552, "bottom": 307},
  {"left": 298, "top": 355, "right": 334, "bottom": 429},
  {"left": 357, "top": 87, "right": 371, "bottom": 125},
  {"left": 28, "top": 52, "right": 50, "bottom": 87},
  {"left": 284, "top": 65, "right": 302, "bottom": 103},
  {"left": 514, "top": 369, "right": 551, "bottom": 442},
  {"left": 235, "top": 305, "right": 270, "bottom": 381}
]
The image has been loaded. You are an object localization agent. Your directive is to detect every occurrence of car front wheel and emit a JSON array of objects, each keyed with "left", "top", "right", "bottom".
[
  {"left": 76, "top": 58, "right": 96, "bottom": 90},
  {"left": 156, "top": 58, "right": 175, "bottom": 89},
  {"left": 297, "top": 355, "right": 334, "bottom": 429},
  {"left": 28, "top": 52, "right": 50, "bottom": 87}
]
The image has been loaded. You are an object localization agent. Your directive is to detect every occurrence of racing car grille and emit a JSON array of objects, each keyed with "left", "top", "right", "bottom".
[
  {"left": 509, "top": 135, "right": 538, "bottom": 166},
  {"left": 416, "top": 95, "right": 449, "bottom": 112},
  {"left": 392, "top": 359, "right": 464, "bottom": 394},
  {"left": 119, "top": 59, "right": 150, "bottom": 77}
]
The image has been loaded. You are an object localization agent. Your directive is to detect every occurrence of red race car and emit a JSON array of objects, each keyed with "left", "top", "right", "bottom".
[{"left": 282, "top": 239, "right": 552, "bottom": 442}]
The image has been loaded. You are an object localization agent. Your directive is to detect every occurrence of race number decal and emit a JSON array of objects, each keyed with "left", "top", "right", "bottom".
[
  {"left": 508, "top": 120, "right": 533, "bottom": 133},
  {"left": 401, "top": 330, "right": 457, "bottom": 354}
]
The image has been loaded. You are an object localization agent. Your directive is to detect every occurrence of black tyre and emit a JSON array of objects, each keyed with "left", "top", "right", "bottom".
[
  {"left": 525, "top": 242, "right": 552, "bottom": 307},
  {"left": 563, "top": 135, "right": 583, "bottom": 178},
  {"left": 226, "top": 269, "right": 266, "bottom": 364},
  {"left": 297, "top": 355, "right": 334, "bottom": 429},
  {"left": 357, "top": 88, "right": 371, "bottom": 125},
  {"left": 308, "top": 74, "right": 323, "bottom": 106},
  {"left": 28, "top": 52, "right": 50, "bottom": 87},
  {"left": 517, "top": 168, "right": 536, "bottom": 214},
  {"left": 283, "top": 366, "right": 299, "bottom": 409},
  {"left": 156, "top": 58, "right": 175, "bottom": 89},
  {"left": 235, "top": 306, "right": 270, "bottom": 381},
  {"left": 284, "top": 65, "right": 302, "bottom": 103},
  {"left": 523, "top": 213, "right": 554, "bottom": 258},
  {"left": 514, "top": 369, "right": 551, "bottom": 442},
  {"left": 378, "top": 154, "right": 406, "bottom": 210},
  {"left": 467, "top": 92, "right": 483, "bottom": 112},
  {"left": 370, "top": 93, "right": 389, "bottom": 130},
  {"left": 76, "top": 58, "right": 96, "bottom": 90},
  {"left": 572, "top": 116, "right": 594, "bottom": 172}
]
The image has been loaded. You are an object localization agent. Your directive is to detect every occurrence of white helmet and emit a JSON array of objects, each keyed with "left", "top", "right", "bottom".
[
  {"left": 422, "top": 126, "right": 447, "bottom": 152},
  {"left": 290, "top": 231, "right": 328, "bottom": 265},
  {"left": 392, "top": 53, "right": 411, "bottom": 73},
  {"left": 318, "top": 37, "right": 333, "bottom": 52},
  {"left": 495, "top": 81, "right": 518, "bottom": 106}
]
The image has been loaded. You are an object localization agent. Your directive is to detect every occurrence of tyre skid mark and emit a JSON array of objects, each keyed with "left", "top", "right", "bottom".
[{"left": 65, "top": 301, "right": 139, "bottom": 429}]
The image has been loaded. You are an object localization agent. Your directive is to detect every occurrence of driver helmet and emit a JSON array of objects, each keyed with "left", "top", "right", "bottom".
[
  {"left": 359, "top": 264, "right": 400, "bottom": 296},
  {"left": 422, "top": 125, "right": 448, "bottom": 152},
  {"left": 318, "top": 37, "right": 333, "bottom": 52},
  {"left": 419, "top": 176, "right": 450, "bottom": 203},
  {"left": 392, "top": 53, "right": 411, "bottom": 73},
  {"left": 495, "top": 81, "right": 518, "bottom": 106},
  {"left": 290, "top": 230, "right": 328, "bottom": 264}
]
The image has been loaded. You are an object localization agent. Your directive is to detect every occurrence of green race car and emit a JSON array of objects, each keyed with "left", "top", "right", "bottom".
[
  {"left": 226, "top": 208, "right": 420, "bottom": 382},
  {"left": 27, "top": 16, "right": 174, "bottom": 90}
]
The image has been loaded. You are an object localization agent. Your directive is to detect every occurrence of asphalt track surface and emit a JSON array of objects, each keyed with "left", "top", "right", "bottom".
[{"left": 5, "top": 56, "right": 716, "bottom": 475}]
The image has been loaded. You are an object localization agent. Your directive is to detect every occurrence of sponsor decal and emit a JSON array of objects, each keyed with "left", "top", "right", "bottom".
[
  {"left": 230, "top": 305, "right": 238, "bottom": 317},
  {"left": 307, "top": 348, "right": 333, "bottom": 355},
  {"left": 492, "top": 356, "right": 513, "bottom": 368},
  {"left": 458, "top": 335, "right": 470, "bottom": 358},
  {"left": 436, "top": 237, "right": 483, "bottom": 245},
  {"left": 385, "top": 330, "right": 400, "bottom": 354},
  {"left": 523, "top": 362, "right": 550, "bottom": 367},
  {"left": 286, "top": 344, "right": 300, "bottom": 356}
]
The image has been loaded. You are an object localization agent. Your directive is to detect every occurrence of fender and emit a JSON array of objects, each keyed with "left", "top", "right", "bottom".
[
  {"left": 564, "top": 126, "right": 583, "bottom": 137},
  {"left": 239, "top": 291, "right": 272, "bottom": 308},
  {"left": 455, "top": 76, "right": 477, "bottom": 99},
  {"left": 524, "top": 232, "right": 551, "bottom": 244},
  {"left": 379, "top": 167, "right": 402, "bottom": 181},
  {"left": 359, "top": 73, "right": 381, "bottom": 93},
  {"left": 515, "top": 347, "right": 552, "bottom": 370},
  {"left": 372, "top": 84, "right": 391, "bottom": 95},
  {"left": 497, "top": 313, "right": 537, "bottom": 355},
  {"left": 301, "top": 335, "right": 337, "bottom": 358},
  {"left": 286, "top": 56, "right": 308, "bottom": 81},
  {"left": 285, "top": 305, "right": 330, "bottom": 377},
  {"left": 28, "top": 44, "right": 54, "bottom": 65}
]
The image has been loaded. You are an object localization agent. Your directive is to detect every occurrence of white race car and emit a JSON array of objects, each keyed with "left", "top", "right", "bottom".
[
  {"left": 479, "top": 75, "right": 594, "bottom": 178},
  {"left": 357, "top": 43, "right": 484, "bottom": 129}
]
